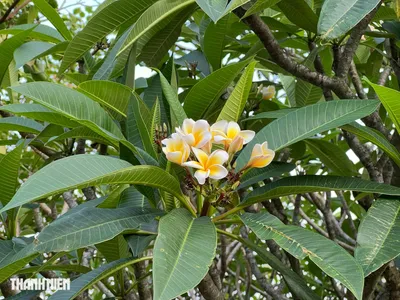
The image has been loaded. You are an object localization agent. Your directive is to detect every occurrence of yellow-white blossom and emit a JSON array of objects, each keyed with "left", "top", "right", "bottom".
[
  {"left": 162, "top": 133, "right": 190, "bottom": 165},
  {"left": 211, "top": 121, "right": 255, "bottom": 152},
  {"left": 261, "top": 85, "right": 276, "bottom": 100},
  {"left": 176, "top": 119, "right": 211, "bottom": 149},
  {"left": 245, "top": 142, "right": 275, "bottom": 169},
  {"left": 183, "top": 148, "right": 229, "bottom": 184}
]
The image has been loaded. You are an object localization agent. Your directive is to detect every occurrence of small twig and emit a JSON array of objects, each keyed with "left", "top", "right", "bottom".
[
  {"left": 5, "top": 0, "right": 31, "bottom": 21},
  {"left": 0, "top": 0, "right": 19, "bottom": 24}
]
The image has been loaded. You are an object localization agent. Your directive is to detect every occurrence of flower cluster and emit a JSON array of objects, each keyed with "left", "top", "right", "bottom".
[{"left": 162, "top": 119, "right": 275, "bottom": 185}]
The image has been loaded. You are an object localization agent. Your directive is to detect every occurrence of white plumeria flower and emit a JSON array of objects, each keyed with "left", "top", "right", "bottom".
[
  {"left": 245, "top": 142, "right": 275, "bottom": 169},
  {"left": 176, "top": 118, "right": 212, "bottom": 149},
  {"left": 183, "top": 148, "right": 229, "bottom": 185},
  {"left": 162, "top": 133, "right": 190, "bottom": 166},
  {"left": 261, "top": 85, "right": 276, "bottom": 100},
  {"left": 211, "top": 121, "right": 255, "bottom": 152}
]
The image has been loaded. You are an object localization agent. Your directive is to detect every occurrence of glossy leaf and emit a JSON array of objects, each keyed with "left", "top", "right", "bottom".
[
  {"left": 0, "top": 155, "right": 187, "bottom": 213},
  {"left": 217, "top": 61, "right": 256, "bottom": 122},
  {"left": 184, "top": 59, "right": 250, "bottom": 119},
  {"left": 154, "top": 208, "right": 217, "bottom": 300},
  {"left": 0, "top": 116, "right": 44, "bottom": 134},
  {"left": 242, "top": 212, "right": 364, "bottom": 299},
  {"left": 243, "top": 175, "right": 400, "bottom": 206},
  {"left": 235, "top": 100, "right": 380, "bottom": 170},
  {"left": 242, "top": 0, "right": 281, "bottom": 18},
  {"left": 365, "top": 78, "right": 400, "bottom": 134},
  {"left": 35, "top": 207, "right": 162, "bottom": 252},
  {"left": 318, "top": 0, "right": 381, "bottom": 40},
  {"left": 277, "top": 0, "right": 318, "bottom": 32},
  {"left": 203, "top": 15, "right": 229, "bottom": 71},
  {"left": 49, "top": 257, "right": 151, "bottom": 300},
  {"left": 355, "top": 199, "right": 400, "bottom": 276}
]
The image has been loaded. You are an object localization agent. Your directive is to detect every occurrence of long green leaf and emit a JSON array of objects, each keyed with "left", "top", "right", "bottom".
[
  {"left": 243, "top": 175, "right": 400, "bottom": 206},
  {"left": 217, "top": 61, "right": 256, "bottom": 122},
  {"left": 0, "top": 239, "right": 38, "bottom": 283},
  {"left": 59, "top": 0, "right": 158, "bottom": 73},
  {"left": 342, "top": 122, "right": 400, "bottom": 168},
  {"left": 355, "top": 199, "right": 400, "bottom": 276},
  {"left": 365, "top": 78, "right": 400, "bottom": 134},
  {"left": 242, "top": 212, "right": 364, "bottom": 299},
  {"left": 277, "top": 0, "right": 318, "bottom": 32},
  {"left": 14, "top": 41, "right": 55, "bottom": 69},
  {"left": 305, "top": 139, "right": 357, "bottom": 176},
  {"left": 0, "top": 24, "right": 64, "bottom": 43},
  {"left": 235, "top": 100, "right": 380, "bottom": 170},
  {"left": 183, "top": 59, "right": 250, "bottom": 119},
  {"left": 0, "top": 116, "right": 44, "bottom": 134},
  {"left": 154, "top": 208, "right": 217, "bottom": 300},
  {"left": 35, "top": 207, "right": 162, "bottom": 252},
  {"left": 0, "top": 27, "right": 34, "bottom": 83},
  {"left": 0, "top": 155, "right": 187, "bottom": 213},
  {"left": 0, "top": 104, "right": 79, "bottom": 128},
  {"left": 77, "top": 80, "right": 131, "bottom": 118},
  {"left": 295, "top": 80, "right": 322, "bottom": 107},
  {"left": 318, "top": 0, "right": 380, "bottom": 40},
  {"left": 203, "top": 15, "right": 229, "bottom": 71},
  {"left": 49, "top": 257, "right": 151, "bottom": 300},
  {"left": 0, "top": 142, "right": 24, "bottom": 206},
  {"left": 32, "top": 0, "right": 72, "bottom": 40},
  {"left": 117, "top": 0, "right": 195, "bottom": 55},
  {"left": 157, "top": 71, "right": 187, "bottom": 125},
  {"left": 10, "top": 82, "right": 125, "bottom": 144},
  {"left": 47, "top": 127, "right": 110, "bottom": 145},
  {"left": 242, "top": 0, "right": 282, "bottom": 18}
]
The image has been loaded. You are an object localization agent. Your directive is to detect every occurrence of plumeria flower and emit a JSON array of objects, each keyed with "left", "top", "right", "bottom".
[
  {"left": 245, "top": 142, "right": 275, "bottom": 169},
  {"left": 261, "top": 85, "right": 276, "bottom": 100},
  {"left": 183, "top": 148, "right": 229, "bottom": 185},
  {"left": 211, "top": 121, "right": 255, "bottom": 152},
  {"left": 176, "top": 119, "right": 212, "bottom": 149},
  {"left": 162, "top": 133, "right": 190, "bottom": 166}
]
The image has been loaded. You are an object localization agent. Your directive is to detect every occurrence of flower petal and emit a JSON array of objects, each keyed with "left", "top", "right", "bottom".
[
  {"left": 192, "top": 147, "right": 209, "bottom": 167},
  {"left": 193, "top": 119, "right": 210, "bottom": 135},
  {"left": 208, "top": 164, "right": 228, "bottom": 180},
  {"left": 182, "top": 161, "right": 203, "bottom": 169},
  {"left": 182, "top": 118, "right": 195, "bottom": 134},
  {"left": 207, "top": 149, "right": 229, "bottom": 167},
  {"left": 211, "top": 120, "right": 228, "bottom": 133},
  {"left": 194, "top": 169, "right": 210, "bottom": 185},
  {"left": 226, "top": 122, "right": 241, "bottom": 139},
  {"left": 261, "top": 141, "right": 270, "bottom": 153},
  {"left": 182, "top": 134, "right": 195, "bottom": 147},
  {"left": 195, "top": 131, "right": 212, "bottom": 148},
  {"left": 166, "top": 151, "right": 184, "bottom": 165},
  {"left": 250, "top": 143, "right": 263, "bottom": 158},
  {"left": 238, "top": 130, "right": 255, "bottom": 144},
  {"left": 228, "top": 136, "right": 244, "bottom": 154}
]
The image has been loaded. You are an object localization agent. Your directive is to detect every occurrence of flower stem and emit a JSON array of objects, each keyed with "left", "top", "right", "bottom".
[
  {"left": 212, "top": 205, "right": 243, "bottom": 222},
  {"left": 200, "top": 199, "right": 211, "bottom": 216}
]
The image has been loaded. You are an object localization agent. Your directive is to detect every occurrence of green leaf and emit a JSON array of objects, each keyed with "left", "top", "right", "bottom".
[
  {"left": 242, "top": 212, "right": 364, "bottom": 299},
  {"left": 0, "top": 239, "right": 38, "bottom": 283},
  {"left": 117, "top": 0, "right": 196, "bottom": 55},
  {"left": 138, "top": 6, "right": 195, "bottom": 67},
  {"left": 47, "top": 127, "right": 110, "bottom": 145},
  {"left": 243, "top": 108, "right": 296, "bottom": 121},
  {"left": 0, "top": 116, "right": 44, "bottom": 134},
  {"left": 305, "top": 139, "right": 357, "bottom": 176},
  {"left": 157, "top": 71, "right": 187, "bottom": 125},
  {"left": 217, "top": 61, "right": 256, "bottom": 122},
  {"left": 126, "top": 234, "right": 156, "bottom": 257},
  {"left": 32, "top": 0, "right": 72, "bottom": 40},
  {"left": 235, "top": 100, "right": 380, "bottom": 170},
  {"left": 279, "top": 74, "right": 296, "bottom": 107},
  {"left": 295, "top": 80, "right": 322, "bottom": 107},
  {"left": 59, "top": 0, "right": 158, "bottom": 73},
  {"left": 130, "top": 93, "right": 158, "bottom": 158},
  {"left": 318, "top": 0, "right": 380, "bottom": 40},
  {"left": 14, "top": 41, "right": 55, "bottom": 69},
  {"left": 203, "top": 15, "right": 229, "bottom": 71},
  {"left": 35, "top": 207, "right": 162, "bottom": 252},
  {"left": 0, "top": 155, "right": 188, "bottom": 213},
  {"left": 0, "top": 27, "right": 34, "bottom": 84},
  {"left": 154, "top": 208, "right": 217, "bottom": 300},
  {"left": 0, "top": 24, "right": 64, "bottom": 43},
  {"left": 77, "top": 80, "right": 131, "bottom": 118},
  {"left": 355, "top": 199, "right": 400, "bottom": 276},
  {"left": 239, "top": 162, "right": 295, "bottom": 189},
  {"left": 10, "top": 82, "right": 125, "bottom": 145},
  {"left": 0, "top": 142, "right": 24, "bottom": 206},
  {"left": 195, "top": 0, "right": 227, "bottom": 22},
  {"left": 49, "top": 257, "right": 151, "bottom": 300},
  {"left": 0, "top": 104, "right": 79, "bottom": 128},
  {"left": 342, "top": 122, "right": 400, "bottom": 168},
  {"left": 277, "top": 0, "right": 318, "bottom": 33},
  {"left": 242, "top": 0, "right": 282, "bottom": 18},
  {"left": 243, "top": 175, "right": 400, "bottom": 206},
  {"left": 183, "top": 59, "right": 250, "bottom": 119},
  {"left": 365, "top": 78, "right": 400, "bottom": 134}
]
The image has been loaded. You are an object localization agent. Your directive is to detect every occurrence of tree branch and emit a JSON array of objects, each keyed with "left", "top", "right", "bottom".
[{"left": 0, "top": 0, "right": 19, "bottom": 24}]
